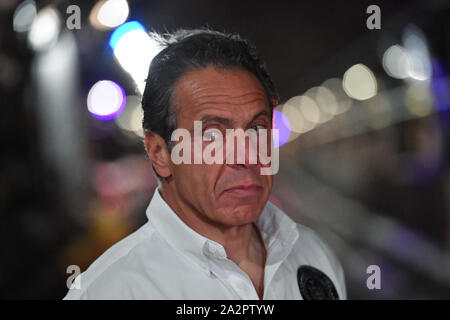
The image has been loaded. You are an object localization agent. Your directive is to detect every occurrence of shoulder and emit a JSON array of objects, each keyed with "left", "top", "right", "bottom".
[
  {"left": 263, "top": 201, "right": 347, "bottom": 299},
  {"left": 63, "top": 223, "right": 165, "bottom": 299},
  {"left": 292, "top": 223, "right": 347, "bottom": 299}
]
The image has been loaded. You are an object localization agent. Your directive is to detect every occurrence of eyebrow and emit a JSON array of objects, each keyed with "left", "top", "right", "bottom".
[{"left": 200, "top": 110, "right": 271, "bottom": 126}]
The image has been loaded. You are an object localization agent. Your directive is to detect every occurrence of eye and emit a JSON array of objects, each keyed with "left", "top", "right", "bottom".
[
  {"left": 249, "top": 124, "right": 266, "bottom": 132},
  {"left": 203, "top": 128, "right": 222, "bottom": 141}
]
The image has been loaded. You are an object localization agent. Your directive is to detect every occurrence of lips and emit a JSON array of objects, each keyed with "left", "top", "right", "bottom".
[{"left": 222, "top": 184, "right": 262, "bottom": 196}]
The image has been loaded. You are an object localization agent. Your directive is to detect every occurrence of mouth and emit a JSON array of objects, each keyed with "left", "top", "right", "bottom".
[{"left": 222, "top": 184, "right": 262, "bottom": 197}]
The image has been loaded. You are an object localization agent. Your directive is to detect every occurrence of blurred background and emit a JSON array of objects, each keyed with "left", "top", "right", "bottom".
[{"left": 0, "top": 0, "right": 449, "bottom": 299}]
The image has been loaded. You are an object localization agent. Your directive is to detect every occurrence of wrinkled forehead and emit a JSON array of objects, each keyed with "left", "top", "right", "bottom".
[{"left": 172, "top": 66, "right": 271, "bottom": 123}]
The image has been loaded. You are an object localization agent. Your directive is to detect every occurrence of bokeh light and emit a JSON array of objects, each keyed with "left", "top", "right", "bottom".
[
  {"left": 405, "top": 82, "right": 434, "bottom": 117},
  {"left": 382, "top": 45, "right": 411, "bottom": 79},
  {"left": 27, "top": 6, "right": 60, "bottom": 51},
  {"left": 89, "top": 1, "right": 108, "bottom": 30},
  {"left": 281, "top": 97, "right": 306, "bottom": 133},
  {"left": 109, "top": 21, "right": 162, "bottom": 93},
  {"left": 87, "top": 80, "right": 126, "bottom": 120},
  {"left": 115, "top": 95, "right": 144, "bottom": 137},
  {"left": 13, "top": 0, "right": 36, "bottom": 33},
  {"left": 98, "top": 0, "right": 129, "bottom": 28},
  {"left": 382, "top": 26, "right": 432, "bottom": 82},
  {"left": 402, "top": 25, "right": 432, "bottom": 81},
  {"left": 281, "top": 95, "right": 319, "bottom": 139},
  {"left": 305, "top": 86, "right": 338, "bottom": 123},
  {"left": 322, "top": 78, "right": 353, "bottom": 114},
  {"left": 273, "top": 109, "right": 291, "bottom": 148},
  {"left": 299, "top": 95, "right": 321, "bottom": 124},
  {"left": 343, "top": 64, "right": 377, "bottom": 101},
  {"left": 90, "top": 0, "right": 129, "bottom": 30}
]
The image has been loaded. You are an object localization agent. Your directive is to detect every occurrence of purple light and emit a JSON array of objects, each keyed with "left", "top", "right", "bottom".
[
  {"left": 431, "top": 59, "right": 449, "bottom": 112},
  {"left": 273, "top": 110, "right": 291, "bottom": 148},
  {"left": 87, "top": 80, "right": 126, "bottom": 120}
]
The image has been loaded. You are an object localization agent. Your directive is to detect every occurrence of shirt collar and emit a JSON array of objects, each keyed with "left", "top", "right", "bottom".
[{"left": 146, "top": 188, "right": 299, "bottom": 272}]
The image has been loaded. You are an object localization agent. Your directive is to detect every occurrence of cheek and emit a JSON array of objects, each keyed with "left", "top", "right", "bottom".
[{"left": 172, "top": 163, "right": 222, "bottom": 194}]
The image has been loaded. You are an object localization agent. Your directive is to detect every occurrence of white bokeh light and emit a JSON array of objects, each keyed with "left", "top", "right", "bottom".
[
  {"left": 305, "top": 86, "right": 337, "bottom": 123},
  {"left": 382, "top": 45, "right": 411, "bottom": 79},
  {"left": 343, "top": 64, "right": 377, "bottom": 101},
  {"left": 97, "top": 0, "right": 129, "bottom": 28},
  {"left": 28, "top": 6, "right": 60, "bottom": 51},
  {"left": 87, "top": 80, "right": 126, "bottom": 120},
  {"left": 321, "top": 78, "right": 353, "bottom": 114},
  {"left": 281, "top": 95, "right": 319, "bottom": 134},
  {"left": 382, "top": 26, "right": 432, "bottom": 82},
  {"left": 403, "top": 25, "right": 432, "bottom": 81},
  {"left": 110, "top": 22, "right": 162, "bottom": 93}
]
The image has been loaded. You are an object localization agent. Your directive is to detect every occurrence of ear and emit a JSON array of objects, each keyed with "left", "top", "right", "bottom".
[{"left": 144, "top": 131, "right": 172, "bottom": 179}]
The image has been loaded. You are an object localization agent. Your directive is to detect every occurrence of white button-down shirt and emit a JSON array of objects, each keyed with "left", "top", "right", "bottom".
[{"left": 64, "top": 189, "right": 346, "bottom": 299}]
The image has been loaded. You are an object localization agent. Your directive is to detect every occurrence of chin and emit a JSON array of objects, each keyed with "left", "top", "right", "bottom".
[{"left": 221, "top": 203, "right": 264, "bottom": 226}]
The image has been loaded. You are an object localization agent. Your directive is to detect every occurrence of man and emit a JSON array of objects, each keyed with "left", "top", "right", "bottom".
[{"left": 64, "top": 29, "right": 346, "bottom": 300}]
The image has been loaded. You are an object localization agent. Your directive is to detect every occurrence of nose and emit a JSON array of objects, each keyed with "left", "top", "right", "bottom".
[{"left": 224, "top": 129, "right": 259, "bottom": 169}]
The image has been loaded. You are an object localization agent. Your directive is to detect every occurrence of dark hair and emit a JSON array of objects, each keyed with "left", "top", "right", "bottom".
[{"left": 141, "top": 28, "right": 279, "bottom": 147}]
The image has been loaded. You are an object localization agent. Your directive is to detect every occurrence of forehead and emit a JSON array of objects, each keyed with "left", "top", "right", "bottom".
[{"left": 172, "top": 66, "right": 270, "bottom": 121}]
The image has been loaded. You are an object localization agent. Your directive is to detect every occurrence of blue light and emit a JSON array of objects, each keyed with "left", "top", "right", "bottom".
[{"left": 109, "top": 20, "right": 146, "bottom": 50}]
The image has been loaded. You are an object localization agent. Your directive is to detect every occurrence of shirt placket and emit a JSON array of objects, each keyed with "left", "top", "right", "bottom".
[
  {"left": 262, "top": 230, "right": 299, "bottom": 299},
  {"left": 204, "top": 242, "right": 260, "bottom": 300}
]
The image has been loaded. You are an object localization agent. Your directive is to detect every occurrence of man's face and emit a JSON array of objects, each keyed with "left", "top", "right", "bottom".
[{"left": 168, "top": 66, "right": 274, "bottom": 227}]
